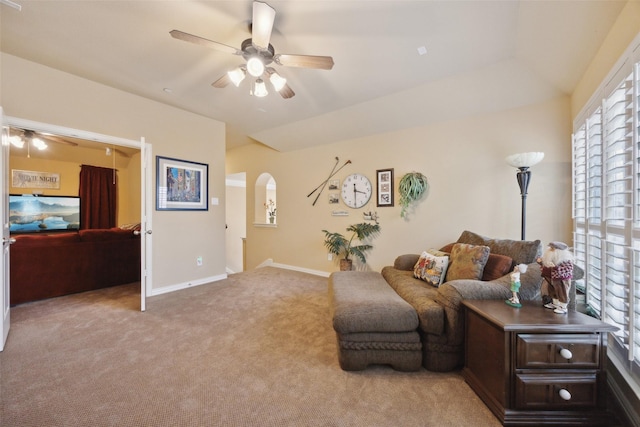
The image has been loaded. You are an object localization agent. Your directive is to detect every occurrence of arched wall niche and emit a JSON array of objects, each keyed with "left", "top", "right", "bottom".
[{"left": 254, "top": 172, "right": 276, "bottom": 225}]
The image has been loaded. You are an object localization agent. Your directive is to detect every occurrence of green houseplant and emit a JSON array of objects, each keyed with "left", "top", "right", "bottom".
[
  {"left": 322, "top": 222, "right": 381, "bottom": 271},
  {"left": 398, "top": 172, "right": 428, "bottom": 218}
]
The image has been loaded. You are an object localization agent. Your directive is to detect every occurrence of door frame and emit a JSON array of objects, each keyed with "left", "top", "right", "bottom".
[
  {"left": 1, "top": 107, "right": 10, "bottom": 351},
  {"left": 3, "top": 115, "right": 151, "bottom": 314}
]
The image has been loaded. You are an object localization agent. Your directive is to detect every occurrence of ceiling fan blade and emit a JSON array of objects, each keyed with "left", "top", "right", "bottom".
[
  {"left": 277, "top": 83, "right": 295, "bottom": 99},
  {"left": 212, "top": 73, "right": 232, "bottom": 88},
  {"left": 274, "top": 54, "right": 334, "bottom": 70},
  {"left": 170, "top": 30, "right": 241, "bottom": 55},
  {"left": 251, "top": 1, "right": 276, "bottom": 49},
  {"left": 41, "top": 134, "right": 78, "bottom": 147}
]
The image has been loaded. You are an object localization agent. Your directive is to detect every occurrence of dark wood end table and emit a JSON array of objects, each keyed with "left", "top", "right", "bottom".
[{"left": 462, "top": 299, "right": 618, "bottom": 426}]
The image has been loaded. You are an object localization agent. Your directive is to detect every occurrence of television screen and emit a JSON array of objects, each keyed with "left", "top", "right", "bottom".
[{"left": 9, "top": 194, "right": 81, "bottom": 234}]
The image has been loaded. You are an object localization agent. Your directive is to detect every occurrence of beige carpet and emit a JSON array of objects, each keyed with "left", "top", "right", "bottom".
[{"left": 0, "top": 267, "right": 500, "bottom": 426}]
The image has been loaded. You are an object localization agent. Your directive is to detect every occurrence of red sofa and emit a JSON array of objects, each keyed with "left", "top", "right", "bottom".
[{"left": 10, "top": 228, "right": 141, "bottom": 305}]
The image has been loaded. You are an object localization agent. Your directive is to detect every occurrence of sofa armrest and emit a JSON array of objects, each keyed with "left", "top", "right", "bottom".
[
  {"left": 433, "top": 262, "right": 543, "bottom": 346},
  {"left": 393, "top": 254, "right": 420, "bottom": 271},
  {"left": 413, "top": 298, "right": 444, "bottom": 335}
]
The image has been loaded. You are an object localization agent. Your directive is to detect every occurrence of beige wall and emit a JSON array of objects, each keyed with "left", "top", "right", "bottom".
[
  {"left": 572, "top": 0, "right": 640, "bottom": 117},
  {"left": 227, "top": 95, "right": 573, "bottom": 274},
  {"left": 9, "top": 145, "right": 140, "bottom": 226},
  {"left": 1, "top": 53, "right": 227, "bottom": 292}
]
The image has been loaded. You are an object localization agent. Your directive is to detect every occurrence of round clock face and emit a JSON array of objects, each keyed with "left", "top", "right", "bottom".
[{"left": 341, "top": 173, "right": 372, "bottom": 209}]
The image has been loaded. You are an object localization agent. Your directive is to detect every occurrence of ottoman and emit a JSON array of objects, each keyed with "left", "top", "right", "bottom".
[{"left": 328, "top": 271, "right": 422, "bottom": 371}]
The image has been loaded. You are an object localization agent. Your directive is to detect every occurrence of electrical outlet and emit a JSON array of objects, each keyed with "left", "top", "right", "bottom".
[
  {"left": 196, "top": 256, "right": 203, "bottom": 266},
  {"left": 327, "top": 253, "right": 333, "bottom": 261}
]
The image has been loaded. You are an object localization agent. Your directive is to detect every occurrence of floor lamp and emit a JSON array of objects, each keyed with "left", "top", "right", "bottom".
[{"left": 505, "top": 152, "right": 544, "bottom": 240}]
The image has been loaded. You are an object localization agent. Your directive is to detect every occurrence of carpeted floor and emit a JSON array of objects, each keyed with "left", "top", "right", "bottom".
[{"left": 0, "top": 267, "right": 500, "bottom": 426}]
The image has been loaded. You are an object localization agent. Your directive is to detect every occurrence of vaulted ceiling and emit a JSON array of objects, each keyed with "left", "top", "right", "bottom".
[{"left": 0, "top": 1, "right": 628, "bottom": 151}]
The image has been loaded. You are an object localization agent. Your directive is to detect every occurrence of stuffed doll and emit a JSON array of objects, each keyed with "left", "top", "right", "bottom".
[
  {"left": 537, "top": 241, "right": 574, "bottom": 314},
  {"left": 505, "top": 264, "right": 528, "bottom": 308}
]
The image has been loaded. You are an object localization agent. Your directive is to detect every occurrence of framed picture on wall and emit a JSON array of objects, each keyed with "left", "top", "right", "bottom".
[
  {"left": 156, "top": 156, "right": 208, "bottom": 211},
  {"left": 376, "top": 168, "right": 394, "bottom": 207}
]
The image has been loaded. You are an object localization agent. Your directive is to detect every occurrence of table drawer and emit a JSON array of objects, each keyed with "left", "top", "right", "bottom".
[
  {"left": 515, "top": 373, "right": 598, "bottom": 409},
  {"left": 516, "top": 334, "right": 600, "bottom": 369}
]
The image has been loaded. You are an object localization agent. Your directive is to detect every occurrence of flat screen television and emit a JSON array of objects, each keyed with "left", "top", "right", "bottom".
[{"left": 9, "top": 194, "right": 81, "bottom": 234}]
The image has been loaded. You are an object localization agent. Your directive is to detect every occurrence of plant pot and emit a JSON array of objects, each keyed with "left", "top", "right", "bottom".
[
  {"left": 269, "top": 217, "right": 275, "bottom": 224},
  {"left": 339, "top": 259, "right": 353, "bottom": 271}
]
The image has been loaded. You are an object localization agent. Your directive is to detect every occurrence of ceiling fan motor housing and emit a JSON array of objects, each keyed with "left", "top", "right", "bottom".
[{"left": 241, "top": 38, "right": 275, "bottom": 66}]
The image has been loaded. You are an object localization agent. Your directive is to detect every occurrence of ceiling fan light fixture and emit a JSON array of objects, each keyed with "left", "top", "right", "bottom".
[
  {"left": 32, "top": 137, "right": 47, "bottom": 150},
  {"left": 9, "top": 135, "right": 24, "bottom": 148},
  {"left": 228, "top": 67, "right": 246, "bottom": 87},
  {"left": 246, "top": 56, "right": 265, "bottom": 77},
  {"left": 254, "top": 79, "right": 268, "bottom": 97},
  {"left": 269, "top": 71, "right": 287, "bottom": 92}
]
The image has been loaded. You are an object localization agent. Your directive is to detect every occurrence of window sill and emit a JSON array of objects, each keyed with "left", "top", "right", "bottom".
[{"left": 254, "top": 222, "right": 277, "bottom": 228}]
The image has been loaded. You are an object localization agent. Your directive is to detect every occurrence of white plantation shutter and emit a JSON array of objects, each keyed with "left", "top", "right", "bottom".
[
  {"left": 601, "top": 73, "right": 634, "bottom": 351},
  {"left": 573, "top": 36, "right": 640, "bottom": 381}
]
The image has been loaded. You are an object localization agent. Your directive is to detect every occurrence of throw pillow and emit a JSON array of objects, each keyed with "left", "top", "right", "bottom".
[
  {"left": 482, "top": 253, "right": 514, "bottom": 281},
  {"left": 456, "top": 230, "right": 541, "bottom": 266},
  {"left": 445, "top": 243, "right": 490, "bottom": 281},
  {"left": 413, "top": 250, "right": 450, "bottom": 287}
]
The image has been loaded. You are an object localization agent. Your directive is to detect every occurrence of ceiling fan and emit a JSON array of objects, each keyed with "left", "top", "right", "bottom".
[
  {"left": 9, "top": 128, "right": 78, "bottom": 151},
  {"left": 170, "top": 1, "right": 334, "bottom": 99}
]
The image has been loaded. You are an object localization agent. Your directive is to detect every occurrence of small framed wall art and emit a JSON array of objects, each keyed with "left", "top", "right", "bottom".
[
  {"left": 376, "top": 168, "right": 394, "bottom": 207},
  {"left": 156, "top": 156, "right": 208, "bottom": 211}
]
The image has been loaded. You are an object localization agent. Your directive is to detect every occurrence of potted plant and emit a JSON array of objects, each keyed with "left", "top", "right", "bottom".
[
  {"left": 398, "top": 172, "right": 428, "bottom": 218},
  {"left": 264, "top": 199, "right": 276, "bottom": 223},
  {"left": 322, "top": 222, "right": 381, "bottom": 271}
]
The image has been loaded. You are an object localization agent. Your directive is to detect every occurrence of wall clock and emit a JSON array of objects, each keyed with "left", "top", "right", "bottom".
[{"left": 341, "top": 173, "right": 372, "bottom": 209}]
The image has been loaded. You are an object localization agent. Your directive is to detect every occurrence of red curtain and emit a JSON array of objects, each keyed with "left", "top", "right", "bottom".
[{"left": 79, "top": 165, "right": 117, "bottom": 230}]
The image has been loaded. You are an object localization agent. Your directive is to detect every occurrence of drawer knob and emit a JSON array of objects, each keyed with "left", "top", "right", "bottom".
[
  {"left": 559, "top": 388, "right": 572, "bottom": 401},
  {"left": 559, "top": 348, "right": 573, "bottom": 360}
]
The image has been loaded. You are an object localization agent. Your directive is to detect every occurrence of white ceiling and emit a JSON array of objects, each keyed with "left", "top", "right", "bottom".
[{"left": 0, "top": 0, "right": 628, "bottom": 151}]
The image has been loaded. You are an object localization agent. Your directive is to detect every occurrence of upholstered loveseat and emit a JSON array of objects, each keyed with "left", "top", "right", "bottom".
[
  {"left": 10, "top": 228, "right": 141, "bottom": 305},
  {"left": 380, "top": 230, "right": 543, "bottom": 372}
]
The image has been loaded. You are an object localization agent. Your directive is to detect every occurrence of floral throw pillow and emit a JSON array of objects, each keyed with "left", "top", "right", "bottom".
[
  {"left": 445, "top": 243, "right": 490, "bottom": 281},
  {"left": 413, "top": 250, "right": 450, "bottom": 287}
]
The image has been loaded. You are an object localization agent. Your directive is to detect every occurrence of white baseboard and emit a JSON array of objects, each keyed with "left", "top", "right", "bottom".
[
  {"left": 257, "top": 259, "right": 330, "bottom": 278},
  {"left": 150, "top": 273, "right": 228, "bottom": 297}
]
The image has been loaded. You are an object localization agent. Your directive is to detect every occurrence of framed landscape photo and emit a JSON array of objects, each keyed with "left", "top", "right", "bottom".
[
  {"left": 156, "top": 156, "right": 208, "bottom": 211},
  {"left": 376, "top": 168, "right": 394, "bottom": 207}
]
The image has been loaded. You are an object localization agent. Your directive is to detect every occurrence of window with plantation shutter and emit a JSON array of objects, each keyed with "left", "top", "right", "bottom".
[{"left": 572, "top": 35, "right": 640, "bottom": 385}]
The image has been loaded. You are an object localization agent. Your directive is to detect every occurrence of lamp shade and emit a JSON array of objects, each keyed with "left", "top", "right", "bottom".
[
  {"left": 254, "top": 79, "right": 268, "bottom": 97},
  {"left": 269, "top": 71, "right": 287, "bottom": 91},
  {"left": 505, "top": 152, "right": 544, "bottom": 169},
  {"left": 228, "top": 67, "right": 246, "bottom": 87}
]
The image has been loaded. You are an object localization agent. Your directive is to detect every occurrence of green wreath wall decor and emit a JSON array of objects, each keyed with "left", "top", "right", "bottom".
[{"left": 398, "top": 172, "right": 428, "bottom": 218}]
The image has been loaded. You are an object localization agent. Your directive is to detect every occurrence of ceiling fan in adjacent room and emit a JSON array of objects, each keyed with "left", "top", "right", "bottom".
[
  {"left": 170, "top": 1, "right": 334, "bottom": 99},
  {"left": 9, "top": 128, "right": 78, "bottom": 153}
]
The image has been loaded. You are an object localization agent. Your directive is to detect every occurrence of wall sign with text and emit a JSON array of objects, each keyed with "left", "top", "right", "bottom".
[{"left": 11, "top": 169, "right": 60, "bottom": 189}]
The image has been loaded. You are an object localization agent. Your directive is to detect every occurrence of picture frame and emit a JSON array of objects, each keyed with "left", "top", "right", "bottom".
[
  {"left": 376, "top": 168, "right": 394, "bottom": 207},
  {"left": 328, "top": 179, "right": 340, "bottom": 191},
  {"left": 156, "top": 156, "right": 208, "bottom": 211}
]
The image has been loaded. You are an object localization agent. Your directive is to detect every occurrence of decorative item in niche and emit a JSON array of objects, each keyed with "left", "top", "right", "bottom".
[
  {"left": 376, "top": 168, "right": 394, "bottom": 207},
  {"left": 11, "top": 169, "right": 60, "bottom": 189},
  {"left": 264, "top": 199, "right": 276, "bottom": 223},
  {"left": 398, "top": 172, "right": 428, "bottom": 219},
  {"left": 156, "top": 156, "right": 208, "bottom": 211}
]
